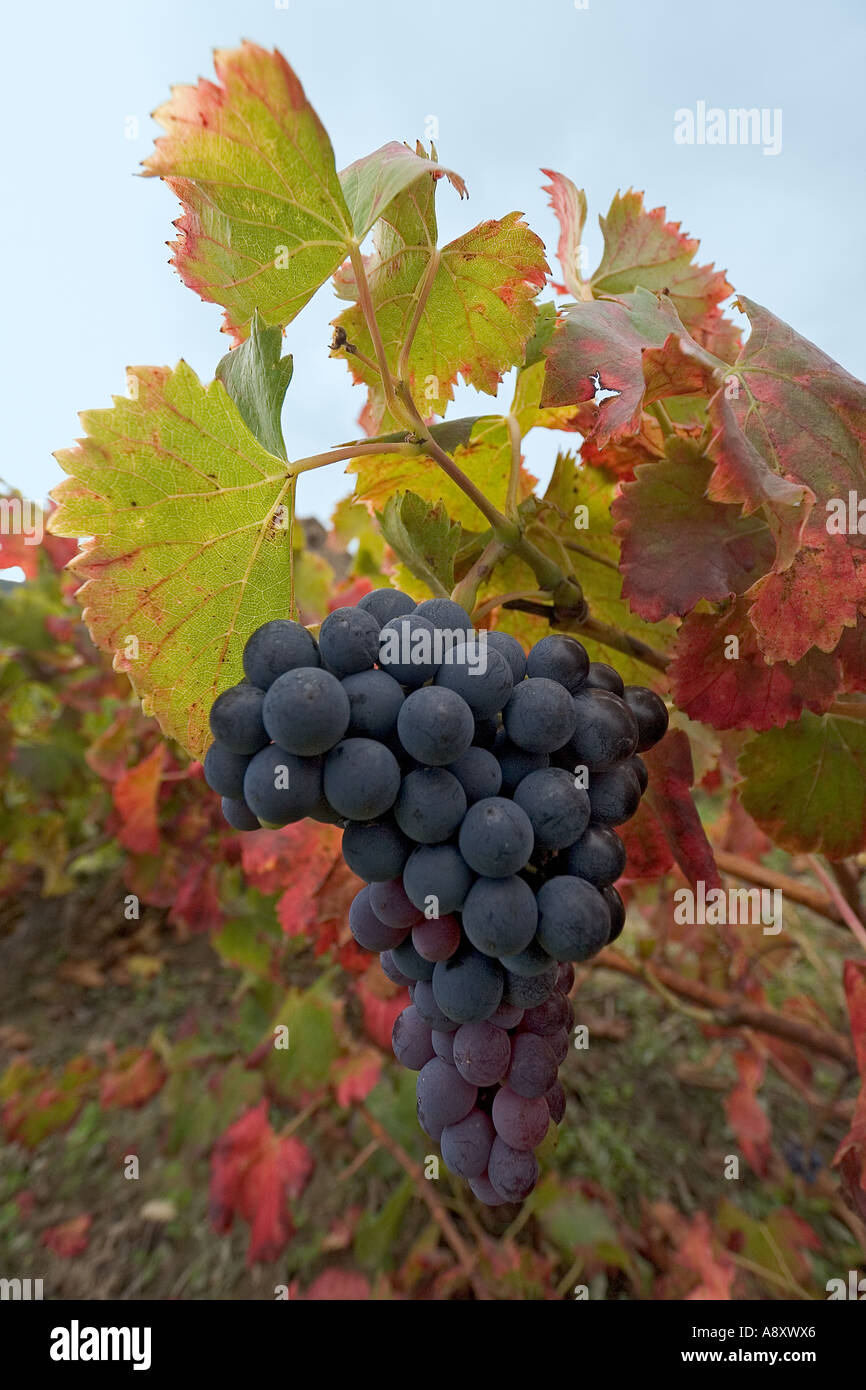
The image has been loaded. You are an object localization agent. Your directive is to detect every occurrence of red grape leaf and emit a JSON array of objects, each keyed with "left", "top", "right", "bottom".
[
  {"left": 724, "top": 1049, "right": 772, "bottom": 1177},
  {"left": 619, "top": 798, "right": 675, "bottom": 881},
  {"left": 143, "top": 43, "right": 354, "bottom": 341},
  {"left": 613, "top": 438, "right": 776, "bottom": 622},
  {"left": 355, "top": 971, "right": 407, "bottom": 1051},
  {"left": 113, "top": 745, "right": 166, "bottom": 856},
  {"left": 99, "top": 1048, "right": 166, "bottom": 1110},
  {"left": 738, "top": 711, "right": 866, "bottom": 856},
  {"left": 541, "top": 169, "right": 588, "bottom": 298},
  {"left": 834, "top": 961, "right": 866, "bottom": 1219},
  {"left": 643, "top": 730, "right": 722, "bottom": 890},
  {"left": 542, "top": 289, "right": 720, "bottom": 446},
  {"left": 746, "top": 541, "right": 866, "bottom": 662},
  {"left": 210, "top": 1101, "right": 313, "bottom": 1265},
  {"left": 41, "top": 1214, "right": 92, "bottom": 1259},
  {"left": 669, "top": 597, "right": 841, "bottom": 731},
  {"left": 1, "top": 1056, "right": 100, "bottom": 1148},
  {"left": 299, "top": 1269, "right": 371, "bottom": 1299},
  {"left": 331, "top": 1050, "right": 382, "bottom": 1108}
]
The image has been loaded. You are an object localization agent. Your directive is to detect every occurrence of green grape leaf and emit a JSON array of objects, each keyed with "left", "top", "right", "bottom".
[
  {"left": 378, "top": 491, "right": 462, "bottom": 598},
  {"left": 143, "top": 42, "right": 354, "bottom": 341},
  {"left": 216, "top": 310, "right": 294, "bottom": 459},
  {"left": 335, "top": 170, "right": 548, "bottom": 429},
  {"left": 50, "top": 361, "right": 296, "bottom": 759},
  {"left": 738, "top": 711, "right": 866, "bottom": 856},
  {"left": 339, "top": 140, "right": 466, "bottom": 240}
]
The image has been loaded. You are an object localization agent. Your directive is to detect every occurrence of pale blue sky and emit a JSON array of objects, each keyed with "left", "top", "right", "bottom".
[{"left": 4, "top": 0, "right": 865, "bottom": 526}]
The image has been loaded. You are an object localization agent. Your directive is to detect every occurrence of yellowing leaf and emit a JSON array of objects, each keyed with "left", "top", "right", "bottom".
[
  {"left": 50, "top": 362, "right": 296, "bottom": 758},
  {"left": 144, "top": 42, "right": 354, "bottom": 341}
]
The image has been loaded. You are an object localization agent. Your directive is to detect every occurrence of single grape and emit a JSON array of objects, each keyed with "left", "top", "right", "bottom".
[
  {"left": 499, "top": 937, "right": 555, "bottom": 977},
  {"left": 416, "top": 1058, "right": 477, "bottom": 1138},
  {"left": 623, "top": 686, "right": 669, "bottom": 751},
  {"left": 513, "top": 767, "right": 591, "bottom": 850},
  {"left": 629, "top": 753, "right": 649, "bottom": 794},
  {"left": 556, "top": 962, "right": 575, "bottom": 994},
  {"left": 413, "top": 979, "right": 460, "bottom": 1032},
  {"left": 431, "top": 1029, "right": 456, "bottom": 1062},
  {"left": 262, "top": 667, "right": 350, "bottom": 755},
  {"left": 548, "top": 1028, "right": 570, "bottom": 1066},
  {"left": 564, "top": 825, "right": 627, "bottom": 887},
  {"left": 397, "top": 686, "right": 474, "bottom": 766},
  {"left": 588, "top": 763, "right": 642, "bottom": 826},
  {"left": 435, "top": 643, "right": 513, "bottom": 720},
  {"left": 488, "top": 1000, "right": 524, "bottom": 1029},
  {"left": 412, "top": 914, "right": 461, "bottom": 962},
  {"left": 341, "top": 819, "right": 412, "bottom": 882},
  {"left": 395, "top": 768, "right": 467, "bottom": 843},
  {"left": 402, "top": 843, "right": 474, "bottom": 915},
  {"left": 392, "top": 1005, "right": 435, "bottom": 1070},
  {"left": 243, "top": 746, "right": 323, "bottom": 824},
  {"left": 318, "top": 605, "right": 381, "bottom": 677},
  {"left": 492, "top": 731, "right": 549, "bottom": 795},
  {"left": 568, "top": 688, "right": 639, "bottom": 771},
  {"left": 432, "top": 944, "right": 504, "bottom": 1024},
  {"left": 357, "top": 587, "right": 416, "bottom": 626},
  {"left": 458, "top": 797, "right": 534, "bottom": 878},
  {"left": 583, "top": 661, "right": 624, "bottom": 695},
  {"left": 503, "top": 678, "right": 577, "bottom": 754},
  {"left": 485, "top": 631, "right": 527, "bottom": 684},
  {"left": 349, "top": 886, "right": 408, "bottom": 952},
  {"left": 602, "top": 883, "right": 626, "bottom": 942},
  {"left": 221, "top": 796, "right": 261, "bottom": 831},
  {"left": 526, "top": 634, "right": 589, "bottom": 694},
  {"left": 341, "top": 669, "right": 405, "bottom": 741},
  {"left": 468, "top": 1172, "right": 510, "bottom": 1207},
  {"left": 492, "top": 1086, "right": 549, "bottom": 1151},
  {"left": 242, "top": 618, "right": 319, "bottom": 690},
  {"left": 502, "top": 965, "right": 558, "bottom": 1010},
  {"left": 413, "top": 597, "right": 475, "bottom": 635},
  {"left": 391, "top": 936, "right": 436, "bottom": 982},
  {"left": 536, "top": 876, "right": 611, "bottom": 962},
  {"left": 545, "top": 1081, "right": 566, "bottom": 1125},
  {"left": 323, "top": 738, "right": 401, "bottom": 820},
  {"left": 445, "top": 746, "right": 502, "bottom": 805},
  {"left": 462, "top": 875, "right": 537, "bottom": 957},
  {"left": 378, "top": 613, "right": 440, "bottom": 688},
  {"left": 379, "top": 950, "right": 413, "bottom": 989},
  {"left": 369, "top": 877, "right": 424, "bottom": 929},
  {"left": 209, "top": 683, "right": 269, "bottom": 755},
  {"left": 507, "top": 1032, "right": 557, "bottom": 1098},
  {"left": 204, "top": 743, "right": 250, "bottom": 799},
  {"left": 452, "top": 1020, "right": 512, "bottom": 1086},
  {"left": 522, "top": 991, "right": 570, "bottom": 1036},
  {"left": 440, "top": 1108, "right": 496, "bottom": 1179},
  {"left": 488, "top": 1139, "right": 539, "bottom": 1202}
]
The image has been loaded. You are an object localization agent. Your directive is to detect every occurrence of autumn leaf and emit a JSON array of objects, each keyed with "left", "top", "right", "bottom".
[
  {"left": 113, "top": 745, "right": 166, "bottom": 855},
  {"left": 834, "top": 960, "right": 866, "bottom": 1218},
  {"left": 355, "top": 971, "right": 407, "bottom": 1051},
  {"left": 724, "top": 1049, "right": 772, "bottom": 1177},
  {"left": 738, "top": 710, "right": 866, "bottom": 856},
  {"left": 210, "top": 1101, "right": 313, "bottom": 1265},
  {"left": 99, "top": 1048, "right": 167, "bottom": 1109},
  {"left": 143, "top": 43, "right": 354, "bottom": 341},
  {"left": 331, "top": 1050, "right": 382, "bottom": 1108},
  {"left": 1, "top": 1056, "right": 99, "bottom": 1148},
  {"left": 340, "top": 140, "right": 466, "bottom": 241},
  {"left": 642, "top": 731, "right": 722, "bottom": 890},
  {"left": 669, "top": 597, "right": 841, "bottom": 731},
  {"left": 541, "top": 169, "right": 587, "bottom": 299},
  {"left": 335, "top": 165, "right": 548, "bottom": 429},
  {"left": 50, "top": 361, "right": 297, "bottom": 759},
  {"left": 41, "top": 1214, "right": 92, "bottom": 1259},
  {"left": 299, "top": 1268, "right": 371, "bottom": 1300}
]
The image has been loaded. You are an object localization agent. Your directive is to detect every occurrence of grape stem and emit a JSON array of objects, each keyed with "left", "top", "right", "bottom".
[
  {"left": 505, "top": 413, "right": 522, "bottom": 517},
  {"left": 348, "top": 240, "right": 400, "bottom": 417},
  {"left": 646, "top": 400, "right": 674, "bottom": 439},
  {"left": 451, "top": 536, "right": 509, "bottom": 613},
  {"left": 501, "top": 600, "right": 671, "bottom": 673},
  {"left": 288, "top": 440, "right": 421, "bottom": 477}
]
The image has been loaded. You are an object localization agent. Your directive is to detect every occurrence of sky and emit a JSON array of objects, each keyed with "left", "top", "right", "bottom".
[{"left": 4, "top": 0, "right": 865, "bottom": 532}]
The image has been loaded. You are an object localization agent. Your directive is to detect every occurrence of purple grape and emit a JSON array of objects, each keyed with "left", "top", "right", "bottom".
[
  {"left": 349, "top": 886, "right": 408, "bottom": 952},
  {"left": 492, "top": 1086, "right": 550, "bottom": 1151},
  {"left": 369, "top": 877, "right": 424, "bottom": 929},
  {"left": 411, "top": 915, "right": 461, "bottom": 962},
  {"left": 545, "top": 1081, "right": 566, "bottom": 1124},
  {"left": 488, "top": 1138, "right": 539, "bottom": 1202},
  {"left": 507, "top": 1032, "right": 558, "bottom": 1098},
  {"left": 440, "top": 1109, "right": 496, "bottom": 1179},
  {"left": 416, "top": 1059, "right": 477, "bottom": 1139},
  {"left": 392, "top": 1005, "right": 435, "bottom": 1070},
  {"left": 452, "top": 1021, "right": 512, "bottom": 1086},
  {"left": 522, "top": 991, "right": 570, "bottom": 1037},
  {"left": 431, "top": 1029, "right": 456, "bottom": 1062}
]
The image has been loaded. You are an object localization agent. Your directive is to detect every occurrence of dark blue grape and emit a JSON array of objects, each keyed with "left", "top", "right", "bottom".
[
  {"left": 395, "top": 768, "right": 467, "bottom": 843},
  {"left": 458, "top": 797, "right": 534, "bottom": 877},
  {"left": 357, "top": 587, "right": 416, "bottom": 626},
  {"left": 493, "top": 730, "right": 549, "bottom": 794},
  {"left": 243, "top": 746, "right": 323, "bottom": 824},
  {"left": 432, "top": 944, "right": 504, "bottom": 1024},
  {"left": 486, "top": 631, "right": 527, "bottom": 684},
  {"left": 434, "top": 643, "right": 513, "bottom": 719},
  {"left": 440, "top": 1109, "right": 495, "bottom": 1179},
  {"left": 588, "top": 764, "right": 641, "bottom": 826},
  {"left": 392, "top": 1005, "right": 435, "bottom": 1070},
  {"left": 323, "top": 738, "right": 401, "bottom": 820},
  {"left": 602, "top": 883, "right": 626, "bottom": 943},
  {"left": 209, "top": 683, "right": 268, "bottom": 755},
  {"left": 378, "top": 613, "right": 440, "bottom": 687},
  {"left": 629, "top": 753, "right": 649, "bottom": 794},
  {"left": 391, "top": 936, "right": 436, "bottom": 982},
  {"left": 262, "top": 667, "right": 350, "bottom": 754},
  {"left": 446, "top": 746, "right": 502, "bottom": 804},
  {"left": 468, "top": 1172, "right": 510, "bottom": 1207},
  {"left": 341, "top": 668, "right": 405, "bottom": 741},
  {"left": 503, "top": 677, "right": 576, "bottom": 754},
  {"left": 502, "top": 965, "right": 558, "bottom": 1009},
  {"left": 204, "top": 743, "right": 249, "bottom": 799},
  {"left": 221, "top": 796, "right": 260, "bottom": 831},
  {"left": 412, "top": 979, "right": 459, "bottom": 1032},
  {"left": 416, "top": 1058, "right": 477, "bottom": 1139},
  {"left": 318, "top": 605, "right": 381, "bottom": 676},
  {"left": 564, "top": 825, "right": 627, "bottom": 887},
  {"left": 379, "top": 950, "right": 413, "bottom": 988},
  {"left": 526, "top": 634, "right": 589, "bottom": 694},
  {"left": 462, "top": 875, "right": 537, "bottom": 957},
  {"left": 413, "top": 598, "right": 474, "bottom": 634},
  {"left": 522, "top": 991, "right": 570, "bottom": 1036},
  {"left": 584, "top": 662, "right": 624, "bottom": 695},
  {"left": 341, "top": 819, "right": 412, "bottom": 882},
  {"left": 403, "top": 844, "right": 474, "bottom": 915},
  {"left": 513, "top": 767, "right": 591, "bottom": 850},
  {"left": 568, "top": 688, "right": 639, "bottom": 771},
  {"left": 242, "top": 619, "right": 319, "bottom": 690},
  {"left": 499, "top": 937, "right": 555, "bottom": 977},
  {"left": 623, "top": 686, "right": 669, "bottom": 751},
  {"left": 545, "top": 1081, "right": 566, "bottom": 1125},
  {"left": 411, "top": 915, "right": 461, "bottom": 962},
  {"left": 507, "top": 1032, "right": 557, "bottom": 1099},
  {"left": 536, "top": 875, "right": 611, "bottom": 961},
  {"left": 431, "top": 1029, "right": 456, "bottom": 1062},
  {"left": 397, "top": 686, "right": 474, "bottom": 765}
]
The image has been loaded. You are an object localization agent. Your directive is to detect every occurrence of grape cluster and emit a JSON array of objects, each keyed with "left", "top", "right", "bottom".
[{"left": 203, "top": 591, "right": 668, "bottom": 1206}]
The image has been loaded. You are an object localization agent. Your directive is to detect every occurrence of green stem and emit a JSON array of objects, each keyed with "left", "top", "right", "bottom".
[
  {"left": 503, "top": 601, "right": 670, "bottom": 674},
  {"left": 349, "top": 240, "right": 399, "bottom": 418},
  {"left": 646, "top": 400, "right": 674, "bottom": 439},
  {"left": 451, "top": 537, "right": 508, "bottom": 614},
  {"left": 505, "top": 414, "right": 522, "bottom": 517},
  {"left": 289, "top": 440, "right": 420, "bottom": 477}
]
